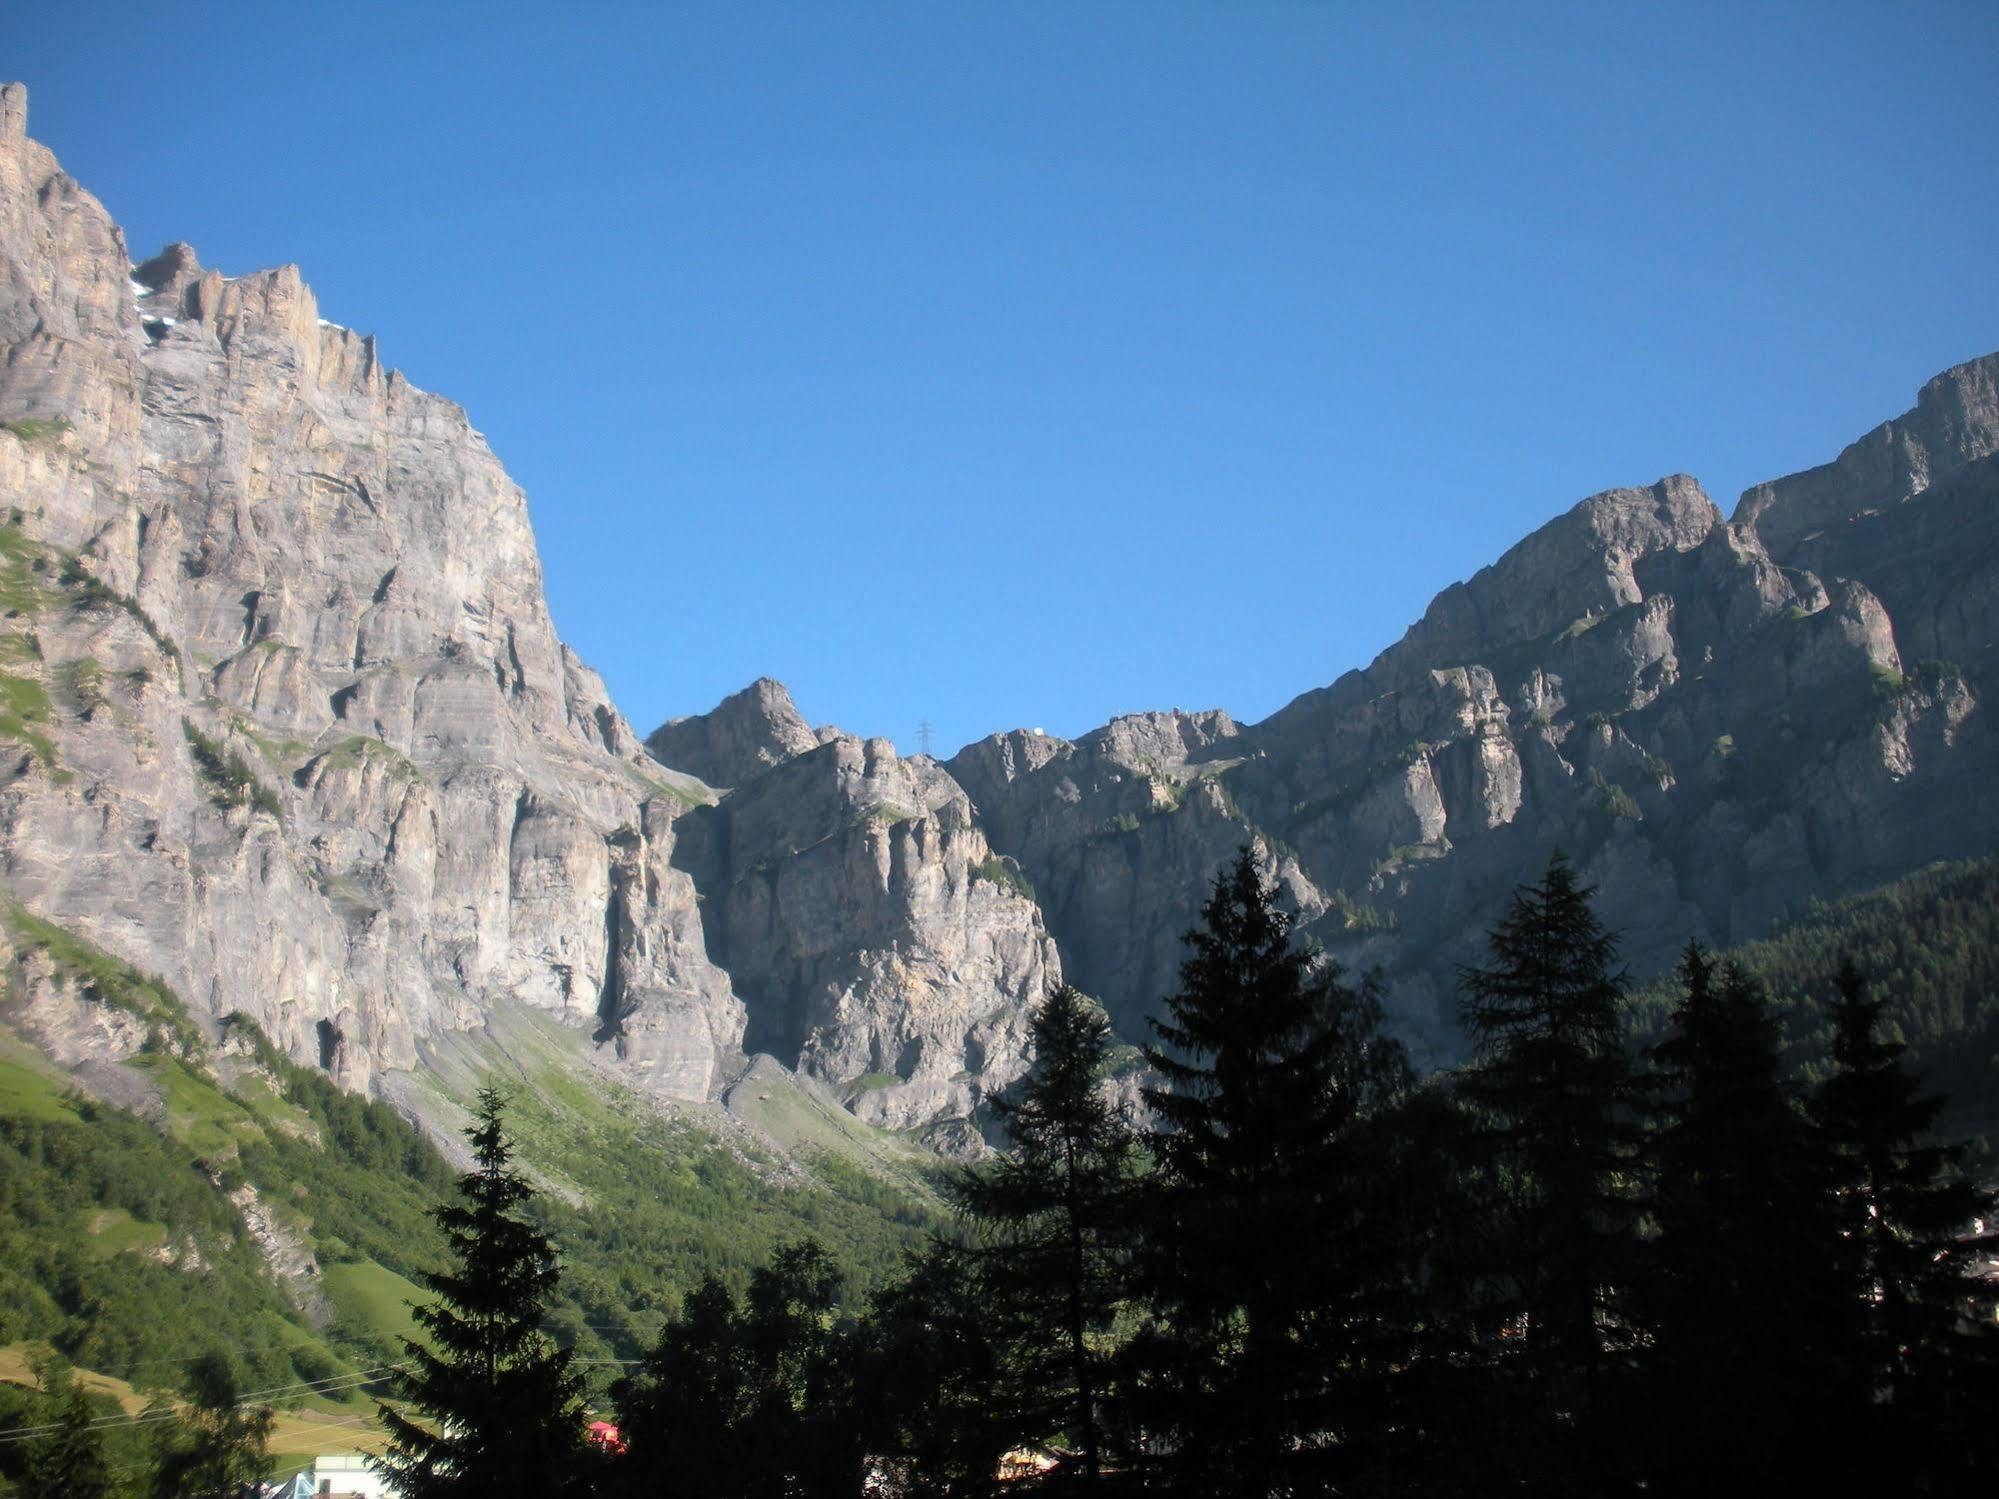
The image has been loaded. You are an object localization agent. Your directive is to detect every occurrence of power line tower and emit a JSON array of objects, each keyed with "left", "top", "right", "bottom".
[{"left": 916, "top": 719, "right": 934, "bottom": 757}]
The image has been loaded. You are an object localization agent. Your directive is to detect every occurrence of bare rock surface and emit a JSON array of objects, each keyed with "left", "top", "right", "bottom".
[
  {"left": 644, "top": 677, "right": 819, "bottom": 789},
  {"left": 1737, "top": 354, "right": 1999, "bottom": 556},
  {"left": 3, "top": 81, "right": 1996, "bottom": 1125},
  {"left": 0, "top": 87, "right": 742, "bottom": 1107},
  {"left": 669, "top": 732, "right": 1061, "bottom": 1128},
  {"left": 946, "top": 714, "right": 1319, "bottom": 1043},
  {"left": 957, "top": 390, "right": 1999, "bottom": 1060}
]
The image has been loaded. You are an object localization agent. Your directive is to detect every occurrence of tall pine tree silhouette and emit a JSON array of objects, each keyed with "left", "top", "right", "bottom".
[
  {"left": 1136, "top": 846, "right": 1412, "bottom": 1495},
  {"left": 1644, "top": 943, "right": 1838, "bottom": 1493},
  {"left": 1456, "top": 851, "right": 1644, "bottom": 1490},
  {"left": 1811, "top": 958, "right": 1999, "bottom": 1485},
  {"left": 950, "top": 984, "right": 1137, "bottom": 1487},
  {"left": 376, "top": 1087, "right": 585, "bottom": 1498}
]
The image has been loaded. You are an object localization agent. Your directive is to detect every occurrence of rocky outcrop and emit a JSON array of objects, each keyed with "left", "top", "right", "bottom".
[
  {"left": 1737, "top": 354, "right": 1999, "bottom": 556},
  {"left": 4, "top": 79, "right": 1995, "bottom": 1130},
  {"left": 0, "top": 86, "right": 743, "bottom": 1104},
  {"left": 953, "top": 398, "right": 1998, "bottom": 1060},
  {"left": 669, "top": 731, "right": 1061, "bottom": 1132},
  {"left": 644, "top": 677, "right": 820, "bottom": 788},
  {"left": 946, "top": 713, "right": 1321, "bottom": 1042}
]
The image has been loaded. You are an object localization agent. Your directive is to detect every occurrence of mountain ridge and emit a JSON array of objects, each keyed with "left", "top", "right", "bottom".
[{"left": 2, "top": 78, "right": 1995, "bottom": 1132}]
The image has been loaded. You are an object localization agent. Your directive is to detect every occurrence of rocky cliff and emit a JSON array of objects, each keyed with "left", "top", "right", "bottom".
[
  {"left": 3, "top": 80, "right": 1994, "bottom": 1125},
  {"left": 0, "top": 85, "right": 744, "bottom": 1104},
  {"left": 0, "top": 86, "right": 1062, "bottom": 1136},
  {"left": 941, "top": 366, "right": 1999, "bottom": 1059},
  {"left": 658, "top": 355, "right": 1996, "bottom": 1070},
  {"left": 668, "top": 713, "right": 1061, "bottom": 1140}
]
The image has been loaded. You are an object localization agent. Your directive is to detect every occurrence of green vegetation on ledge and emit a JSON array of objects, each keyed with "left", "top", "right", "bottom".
[
  {"left": 970, "top": 856, "right": 1035, "bottom": 901},
  {"left": 182, "top": 719, "right": 285, "bottom": 821},
  {"left": 0, "top": 416, "right": 72, "bottom": 446},
  {"left": 5, "top": 907, "right": 203, "bottom": 1055}
]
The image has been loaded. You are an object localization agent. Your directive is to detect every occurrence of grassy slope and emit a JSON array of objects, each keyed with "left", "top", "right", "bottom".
[
  {"left": 394, "top": 1001, "right": 949, "bottom": 1364},
  {"left": 0, "top": 1343, "right": 391, "bottom": 1475},
  {"left": 319, "top": 1262, "right": 425, "bottom": 1352}
]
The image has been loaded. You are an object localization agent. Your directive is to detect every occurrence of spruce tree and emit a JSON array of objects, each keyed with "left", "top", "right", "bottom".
[
  {"left": 1455, "top": 851, "right": 1644, "bottom": 1489},
  {"left": 1135, "top": 846, "right": 1413, "bottom": 1494},
  {"left": 949, "top": 984, "right": 1137, "bottom": 1487},
  {"left": 850, "top": 1245, "right": 1014, "bottom": 1499},
  {"left": 1811, "top": 958, "right": 1999, "bottom": 1484},
  {"left": 1644, "top": 944, "right": 1838, "bottom": 1492},
  {"left": 148, "top": 1353, "right": 273, "bottom": 1499},
  {"left": 612, "top": 1239, "right": 860, "bottom": 1498},
  {"left": 22, "top": 1360, "right": 113, "bottom": 1499},
  {"left": 376, "top": 1087, "right": 585, "bottom": 1498}
]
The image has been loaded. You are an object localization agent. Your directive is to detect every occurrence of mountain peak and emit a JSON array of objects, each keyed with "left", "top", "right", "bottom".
[
  {"left": 1736, "top": 350, "right": 1999, "bottom": 555},
  {"left": 645, "top": 677, "right": 819, "bottom": 787}
]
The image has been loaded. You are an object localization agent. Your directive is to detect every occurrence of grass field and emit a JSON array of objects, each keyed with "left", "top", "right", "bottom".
[
  {"left": 322, "top": 1261, "right": 426, "bottom": 1351},
  {"left": 83, "top": 1207, "right": 169, "bottom": 1260},
  {"left": 0, "top": 1341, "right": 394, "bottom": 1474},
  {"left": 0, "top": 1047, "right": 82, "bottom": 1125}
]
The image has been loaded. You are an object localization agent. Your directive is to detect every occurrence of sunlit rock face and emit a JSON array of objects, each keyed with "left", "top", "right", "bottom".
[
  {"left": 0, "top": 84, "right": 743, "bottom": 1104},
  {"left": 949, "top": 368, "right": 1999, "bottom": 1062},
  {"left": 3, "top": 78, "right": 1995, "bottom": 1118},
  {"left": 659, "top": 712, "right": 1063, "bottom": 1134}
]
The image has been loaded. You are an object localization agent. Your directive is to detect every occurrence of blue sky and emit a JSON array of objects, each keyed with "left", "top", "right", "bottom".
[{"left": 8, "top": 2, "right": 1996, "bottom": 758}]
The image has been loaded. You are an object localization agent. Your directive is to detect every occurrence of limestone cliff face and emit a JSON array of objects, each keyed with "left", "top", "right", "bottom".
[
  {"left": 0, "top": 86, "right": 742, "bottom": 1100},
  {"left": 4, "top": 79, "right": 1995, "bottom": 1125},
  {"left": 1737, "top": 354, "right": 1999, "bottom": 556},
  {"left": 644, "top": 677, "right": 822, "bottom": 788},
  {"left": 945, "top": 712, "right": 1321, "bottom": 1043},
  {"left": 664, "top": 695, "right": 1062, "bottom": 1135},
  {"left": 951, "top": 367, "right": 1999, "bottom": 1059}
]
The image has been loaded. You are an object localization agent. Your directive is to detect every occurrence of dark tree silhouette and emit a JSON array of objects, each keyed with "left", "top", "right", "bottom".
[
  {"left": 850, "top": 1244, "right": 1014, "bottom": 1499},
  {"left": 1644, "top": 944, "right": 1840, "bottom": 1492},
  {"left": 375, "top": 1087, "right": 585, "bottom": 1498},
  {"left": 23, "top": 1359, "right": 113, "bottom": 1499},
  {"left": 613, "top": 1238, "right": 860, "bottom": 1498},
  {"left": 148, "top": 1353, "right": 273, "bottom": 1499},
  {"left": 1455, "top": 851, "right": 1645, "bottom": 1489},
  {"left": 1811, "top": 958, "right": 1999, "bottom": 1484},
  {"left": 949, "top": 984, "right": 1137, "bottom": 1487},
  {"left": 1135, "top": 846, "right": 1413, "bottom": 1494}
]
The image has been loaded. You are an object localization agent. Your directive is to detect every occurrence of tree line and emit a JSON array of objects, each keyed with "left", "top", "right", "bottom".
[{"left": 28, "top": 848, "right": 1990, "bottom": 1495}]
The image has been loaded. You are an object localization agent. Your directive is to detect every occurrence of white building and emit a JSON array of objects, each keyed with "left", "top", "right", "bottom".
[{"left": 266, "top": 1454, "right": 393, "bottom": 1499}]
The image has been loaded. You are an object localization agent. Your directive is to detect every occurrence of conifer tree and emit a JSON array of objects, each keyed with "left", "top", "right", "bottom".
[
  {"left": 1135, "top": 846, "right": 1413, "bottom": 1494},
  {"left": 22, "top": 1359, "right": 113, "bottom": 1499},
  {"left": 1455, "top": 851, "right": 1644, "bottom": 1489},
  {"left": 611, "top": 1277, "right": 748, "bottom": 1497},
  {"left": 1810, "top": 958, "right": 1999, "bottom": 1483},
  {"left": 148, "top": 1353, "right": 273, "bottom": 1499},
  {"left": 612, "top": 1238, "right": 860, "bottom": 1498},
  {"left": 376, "top": 1087, "right": 585, "bottom": 1498},
  {"left": 1644, "top": 944, "right": 1837, "bottom": 1492},
  {"left": 949, "top": 984, "right": 1137, "bottom": 1487},
  {"left": 850, "top": 1244, "right": 1015, "bottom": 1499}
]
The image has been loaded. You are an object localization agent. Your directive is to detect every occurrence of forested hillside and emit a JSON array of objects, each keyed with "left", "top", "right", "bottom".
[{"left": 1629, "top": 857, "right": 1999, "bottom": 1160}]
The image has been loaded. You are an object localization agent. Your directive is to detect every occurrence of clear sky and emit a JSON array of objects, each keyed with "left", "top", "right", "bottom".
[{"left": 7, "top": 2, "right": 1996, "bottom": 758}]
